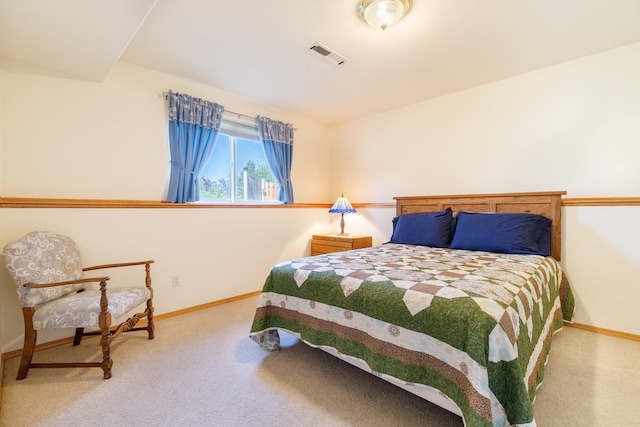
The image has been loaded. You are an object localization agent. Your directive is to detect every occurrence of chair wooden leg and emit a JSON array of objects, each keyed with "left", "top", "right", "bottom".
[
  {"left": 100, "top": 329, "right": 113, "bottom": 380},
  {"left": 146, "top": 300, "right": 155, "bottom": 340},
  {"left": 98, "top": 280, "right": 113, "bottom": 379},
  {"left": 17, "top": 309, "right": 37, "bottom": 380},
  {"left": 73, "top": 327, "right": 85, "bottom": 346},
  {"left": 144, "top": 262, "right": 155, "bottom": 340}
]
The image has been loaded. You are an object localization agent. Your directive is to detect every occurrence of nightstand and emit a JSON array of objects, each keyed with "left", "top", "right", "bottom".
[{"left": 311, "top": 234, "right": 372, "bottom": 256}]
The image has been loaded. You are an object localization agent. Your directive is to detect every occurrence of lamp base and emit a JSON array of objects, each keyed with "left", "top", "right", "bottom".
[{"left": 338, "top": 213, "right": 348, "bottom": 236}]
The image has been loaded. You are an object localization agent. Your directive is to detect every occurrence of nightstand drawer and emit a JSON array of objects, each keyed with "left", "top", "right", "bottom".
[
  {"left": 311, "top": 241, "right": 352, "bottom": 254},
  {"left": 311, "top": 234, "right": 372, "bottom": 255}
]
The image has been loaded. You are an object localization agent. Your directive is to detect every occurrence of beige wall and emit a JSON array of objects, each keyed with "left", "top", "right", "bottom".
[
  {"left": 0, "top": 207, "right": 351, "bottom": 351},
  {"left": 563, "top": 206, "right": 640, "bottom": 334},
  {"left": 330, "top": 42, "right": 640, "bottom": 335},
  {"left": 330, "top": 43, "right": 640, "bottom": 200},
  {"left": 0, "top": 61, "right": 332, "bottom": 201}
]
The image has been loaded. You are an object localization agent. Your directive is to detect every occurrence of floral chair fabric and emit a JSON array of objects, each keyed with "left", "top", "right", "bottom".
[
  {"left": 32, "top": 287, "right": 150, "bottom": 330},
  {"left": 4, "top": 231, "right": 85, "bottom": 307}
]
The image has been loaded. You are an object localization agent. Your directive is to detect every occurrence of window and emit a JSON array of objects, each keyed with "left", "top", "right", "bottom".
[{"left": 199, "top": 117, "right": 278, "bottom": 203}]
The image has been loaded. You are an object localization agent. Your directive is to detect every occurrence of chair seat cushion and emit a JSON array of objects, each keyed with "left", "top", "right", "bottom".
[{"left": 32, "top": 287, "right": 151, "bottom": 330}]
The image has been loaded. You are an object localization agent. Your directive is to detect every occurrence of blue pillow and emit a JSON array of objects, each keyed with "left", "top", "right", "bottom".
[
  {"left": 449, "top": 212, "right": 551, "bottom": 256},
  {"left": 390, "top": 209, "right": 453, "bottom": 248}
]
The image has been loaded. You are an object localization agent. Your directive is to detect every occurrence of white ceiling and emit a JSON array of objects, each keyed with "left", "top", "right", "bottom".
[{"left": 2, "top": 0, "right": 640, "bottom": 125}]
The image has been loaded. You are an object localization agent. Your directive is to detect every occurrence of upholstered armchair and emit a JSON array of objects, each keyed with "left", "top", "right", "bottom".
[{"left": 3, "top": 231, "right": 155, "bottom": 380}]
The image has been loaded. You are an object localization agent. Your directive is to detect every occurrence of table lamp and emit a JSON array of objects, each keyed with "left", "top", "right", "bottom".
[{"left": 329, "top": 194, "right": 356, "bottom": 236}]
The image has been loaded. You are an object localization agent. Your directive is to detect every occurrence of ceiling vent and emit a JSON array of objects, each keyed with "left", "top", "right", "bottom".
[{"left": 309, "top": 43, "right": 348, "bottom": 65}]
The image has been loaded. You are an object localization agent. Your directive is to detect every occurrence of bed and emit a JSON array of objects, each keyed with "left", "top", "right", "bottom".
[{"left": 250, "top": 191, "right": 574, "bottom": 427}]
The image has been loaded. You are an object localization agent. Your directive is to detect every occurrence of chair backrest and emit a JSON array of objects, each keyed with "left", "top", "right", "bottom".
[{"left": 3, "top": 231, "right": 84, "bottom": 307}]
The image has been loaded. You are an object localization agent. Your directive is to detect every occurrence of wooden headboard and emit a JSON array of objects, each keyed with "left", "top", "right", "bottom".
[{"left": 394, "top": 191, "right": 566, "bottom": 260}]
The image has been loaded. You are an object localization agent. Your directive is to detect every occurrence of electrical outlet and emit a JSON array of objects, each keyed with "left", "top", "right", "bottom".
[{"left": 171, "top": 275, "right": 181, "bottom": 287}]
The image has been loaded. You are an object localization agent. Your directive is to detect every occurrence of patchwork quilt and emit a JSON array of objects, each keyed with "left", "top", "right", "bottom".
[{"left": 250, "top": 243, "right": 574, "bottom": 427}]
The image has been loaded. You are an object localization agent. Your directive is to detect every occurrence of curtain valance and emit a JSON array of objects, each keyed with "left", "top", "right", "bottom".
[
  {"left": 167, "top": 91, "right": 224, "bottom": 129},
  {"left": 256, "top": 116, "right": 294, "bottom": 145}
]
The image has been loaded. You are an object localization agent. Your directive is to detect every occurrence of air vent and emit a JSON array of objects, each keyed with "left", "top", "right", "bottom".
[{"left": 309, "top": 43, "right": 348, "bottom": 65}]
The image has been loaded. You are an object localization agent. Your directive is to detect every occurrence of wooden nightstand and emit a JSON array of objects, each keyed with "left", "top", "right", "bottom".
[{"left": 311, "top": 234, "right": 372, "bottom": 256}]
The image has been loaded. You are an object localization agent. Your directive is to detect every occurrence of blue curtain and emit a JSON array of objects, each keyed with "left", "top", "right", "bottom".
[
  {"left": 256, "top": 116, "right": 294, "bottom": 204},
  {"left": 167, "top": 91, "right": 224, "bottom": 203}
]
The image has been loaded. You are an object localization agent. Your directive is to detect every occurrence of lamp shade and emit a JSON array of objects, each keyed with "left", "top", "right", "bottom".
[{"left": 329, "top": 194, "right": 356, "bottom": 214}]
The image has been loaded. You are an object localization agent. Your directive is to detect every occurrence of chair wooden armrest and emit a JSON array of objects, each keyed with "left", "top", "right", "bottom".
[
  {"left": 83, "top": 260, "right": 154, "bottom": 271},
  {"left": 23, "top": 277, "right": 109, "bottom": 289}
]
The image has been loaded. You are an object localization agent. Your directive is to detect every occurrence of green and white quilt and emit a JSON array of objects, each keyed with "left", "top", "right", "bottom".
[{"left": 250, "top": 243, "right": 574, "bottom": 427}]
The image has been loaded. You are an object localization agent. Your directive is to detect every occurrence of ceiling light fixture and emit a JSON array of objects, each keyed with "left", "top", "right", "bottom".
[{"left": 359, "top": 0, "right": 411, "bottom": 30}]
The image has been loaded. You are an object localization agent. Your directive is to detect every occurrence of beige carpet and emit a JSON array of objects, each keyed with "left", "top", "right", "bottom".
[{"left": 1, "top": 295, "right": 639, "bottom": 427}]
